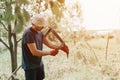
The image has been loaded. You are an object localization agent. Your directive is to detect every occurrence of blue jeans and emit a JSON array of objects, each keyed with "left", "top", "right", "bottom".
[{"left": 24, "top": 67, "right": 45, "bottom": 80}]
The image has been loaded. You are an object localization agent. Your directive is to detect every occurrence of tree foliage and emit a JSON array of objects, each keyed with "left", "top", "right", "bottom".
[
  {"left": 0, "top": 0, "right": 30, "bottom": 80},
  {"left": 0, "top": 0, "right": 83, "bottom": 79},
  {"left": 49, "top": 1, "right": 62, "bottom": 20},
  {"left": 29, "top": 0, "right": 65, "bottom": 21}
]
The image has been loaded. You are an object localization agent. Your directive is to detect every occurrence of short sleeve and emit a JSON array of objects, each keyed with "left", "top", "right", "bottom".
[{"left": 24, "top": 32, "right": 35, "bottom": 43}]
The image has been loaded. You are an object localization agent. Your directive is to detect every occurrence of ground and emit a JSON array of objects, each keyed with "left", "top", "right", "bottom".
[{"left": 1, "top": 35, "right": 120, "bottom": 80}]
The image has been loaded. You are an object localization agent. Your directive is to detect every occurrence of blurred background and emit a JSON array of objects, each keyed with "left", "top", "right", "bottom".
[{"left": 0, "top": 0, "right": 120, "bottom": 80}]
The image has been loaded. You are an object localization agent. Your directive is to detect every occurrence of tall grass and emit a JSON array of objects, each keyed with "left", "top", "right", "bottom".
[{"left": 1, "top": 34, "right": 120, "bottom": 80}]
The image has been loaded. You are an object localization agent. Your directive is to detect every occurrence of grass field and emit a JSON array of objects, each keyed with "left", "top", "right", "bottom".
[{"left": 1, "top": 33, "right": 120, "bottom": 80}]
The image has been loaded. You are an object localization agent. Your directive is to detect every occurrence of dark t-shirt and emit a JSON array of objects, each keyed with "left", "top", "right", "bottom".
[{"left": 22, "top": 27, "right": 43, "bottom": 70}]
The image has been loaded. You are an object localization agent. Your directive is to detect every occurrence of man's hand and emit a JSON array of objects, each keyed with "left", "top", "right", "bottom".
[
  {"left": 60, "top": 44, "right": 69, "bottom": 57},
  {"left": 50, "top": 49, "right": 59, "bottom": 56}
]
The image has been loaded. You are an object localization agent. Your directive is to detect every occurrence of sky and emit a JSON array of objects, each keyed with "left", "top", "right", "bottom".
[
  {"left": 66, "top": 0, "right": 120, "bottom": 30},
  {"left": 81, "top": 0, "right": 120, "bottom": 30}
]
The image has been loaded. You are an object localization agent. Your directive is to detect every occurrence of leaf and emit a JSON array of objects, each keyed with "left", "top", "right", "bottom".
[
  {"left": 14, "top": 23, "right": 24, "bottom": 33},
  {"left": 14, "top": 4, "right": 30, "bottom": 33},
  {"left": 57, "top": 0, "right": 65, "bottom": 3},
  {"left": 14, "top": 17, "right": 24, "bottom": 33},
  {"left": 14, "top": 13, "right": 24, "bottom": 33},
  {"left": 3, "top": 2, "right": 14, "bottom": 24},
  {"left": 36, "top": 0, "right": 42, "bottom": 3},
  {"left": 23, "top": 9, "right": 30, "bottom": 22},
  {"left": 15, "top": 5, "right": 21, "bottom": 14},
  {"left": 15, "top": 5, "right": 25, "bottom": 25},
  {"left": 49, "top": 1, "right": 54, "bottom": 8},
  {"left": 44, "top": 2, "right": 48, "bottom": 9},
  {"left": 16, "top": 0, "right": 29, "bottom": 5},
  {"left": 50, "top": 1, "right": 62, "bottom": 20}
]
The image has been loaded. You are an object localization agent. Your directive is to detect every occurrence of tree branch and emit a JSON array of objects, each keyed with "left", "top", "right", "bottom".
[
  {"left": 0, "top": 7, "right": 5, "bottom": 9},
  {"left": 17, "top": 38, "right": 22, "bottom": 43},
  {"left": 0, "top": 38, "right": 10, "bottom": 49},
  {"left": 0, "top": 21, "right": 8, "bottom": 31}
]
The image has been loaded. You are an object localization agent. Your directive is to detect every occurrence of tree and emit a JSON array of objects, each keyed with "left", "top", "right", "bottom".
[
  {"left": 0, "top": 0, "right": 30, "bottom": 79},
  {"left": 0, "top": 0, "right": 83, "bottom": 79},
  {"left": 29, "top": 0, "right": 65, "bottom": 20}
]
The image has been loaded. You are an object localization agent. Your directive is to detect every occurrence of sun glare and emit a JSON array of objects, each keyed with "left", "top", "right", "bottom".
[
  {"left": 66, "top": 0, "right": 120, "bottom": 30},
  {"left": 82, "top": 0, "right": 120, "bottom": 30}
]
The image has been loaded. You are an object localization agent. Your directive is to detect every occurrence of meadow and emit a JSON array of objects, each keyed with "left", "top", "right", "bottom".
[{"left": 1, "top": 30, "right": 120, "bottom": 80}]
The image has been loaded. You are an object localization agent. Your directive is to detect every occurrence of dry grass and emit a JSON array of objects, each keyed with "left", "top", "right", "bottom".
[{"left": 1, "top": 32, "right": 120, "bottom": 80}]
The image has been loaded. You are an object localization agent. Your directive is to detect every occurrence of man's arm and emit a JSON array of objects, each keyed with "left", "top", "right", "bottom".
[
  {"left": 27, "top": 43, "right": 58, "bottom": 56},
  {"left": 27, "top": 43, "right": 50, "bottom": 56},
  {"left": 43, "top": 34, "right": 69, "bottom": 57},
  {"left": 43, "top": 36, "right": 63, "bottom": 49}
]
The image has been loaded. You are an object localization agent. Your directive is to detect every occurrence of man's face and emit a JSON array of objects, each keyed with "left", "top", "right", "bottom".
[{"left": 35, "top": 25, "right": 45, "bottom": 31}]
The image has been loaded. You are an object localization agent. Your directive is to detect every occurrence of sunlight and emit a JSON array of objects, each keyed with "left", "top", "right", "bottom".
[
  {"left": 66, "top": 0, "right": 120, "bottom": 30},
  {"left": 81, "top": 0, "right": 120, "bottom": 30}
]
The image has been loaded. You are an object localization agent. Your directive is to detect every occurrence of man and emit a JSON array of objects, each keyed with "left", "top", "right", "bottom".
[{"left": 21, "top": 14, "right": 69, "bottom": 80}]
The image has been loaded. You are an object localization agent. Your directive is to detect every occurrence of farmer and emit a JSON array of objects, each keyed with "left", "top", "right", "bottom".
[{"left": 21, "top": 14, "right": 69, "bottom": 80}]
